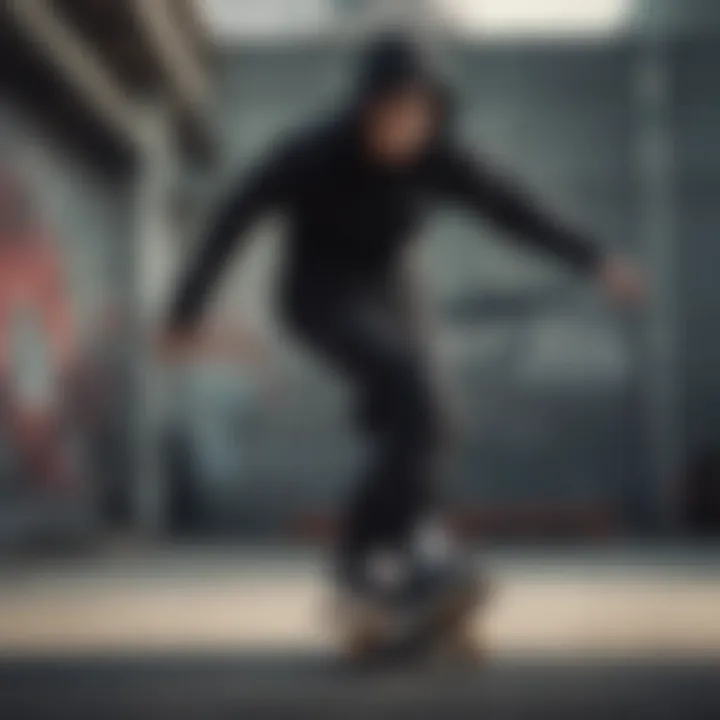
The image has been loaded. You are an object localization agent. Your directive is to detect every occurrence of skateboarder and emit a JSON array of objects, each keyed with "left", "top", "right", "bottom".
[{"left": 166, "top": 33, "right": 643, "bottom": 642}]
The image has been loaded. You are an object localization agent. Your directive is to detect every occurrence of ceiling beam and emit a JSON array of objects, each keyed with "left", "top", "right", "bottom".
[
  {"left": 0, "top": 0, "right": 142, "bottom": 174},
  {"left": 130, "top": 0, "right": 213, "bottom": 161},
  {"left": 4, "top": 0, "right": 143, "bottom": 152}
]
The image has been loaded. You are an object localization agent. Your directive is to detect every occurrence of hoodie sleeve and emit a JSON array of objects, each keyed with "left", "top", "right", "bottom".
[
  {"left": 427, "top": 144, "right": 603, "bottom": 273},
  {"left": 168, "top": 146, "right": 296, "bottom": 329}
]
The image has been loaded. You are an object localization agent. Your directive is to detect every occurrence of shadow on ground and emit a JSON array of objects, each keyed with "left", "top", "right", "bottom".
[{"left": 0, "top": 651, "right": 718, "bottom": 719}]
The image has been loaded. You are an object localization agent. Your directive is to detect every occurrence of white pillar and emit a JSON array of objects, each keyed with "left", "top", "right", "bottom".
[
  {"left": 635, "top": 24, "right": 680, "bottom": 530},
  {"left": 131, "top": 101, "right": 180, "bottom": 533}
]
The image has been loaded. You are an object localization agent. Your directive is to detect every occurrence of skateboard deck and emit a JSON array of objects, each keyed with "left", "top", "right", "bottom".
[{"left": 331, "top": 575, "right": 491, "bottom": 665}]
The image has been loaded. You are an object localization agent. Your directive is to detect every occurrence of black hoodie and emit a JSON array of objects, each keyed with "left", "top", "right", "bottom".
[{"left": 170, "top": 34, "right": 601, "bottom": 327}]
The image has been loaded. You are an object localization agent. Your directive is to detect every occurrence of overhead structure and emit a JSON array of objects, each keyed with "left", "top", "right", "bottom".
[{"left": 0, "top": 0, "right": 214, "bottom": 173}]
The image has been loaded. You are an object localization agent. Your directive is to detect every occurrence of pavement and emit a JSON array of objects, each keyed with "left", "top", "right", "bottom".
[{"left": 0, "top": 543, "right": 718, "bottom": 718}]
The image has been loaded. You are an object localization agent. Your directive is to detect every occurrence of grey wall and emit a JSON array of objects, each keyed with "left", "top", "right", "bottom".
[
  {"left": 670, "top": 36, "right": 720, "bottom": 455},
  {"left": 635, "top": 0, "right": 720, "bottom": 33},
  {"left": 194, "top": 39, "right": 647, "bottom": 527},
  {"left": 446, "top": 43, "right": 638, "bottom": 510}
]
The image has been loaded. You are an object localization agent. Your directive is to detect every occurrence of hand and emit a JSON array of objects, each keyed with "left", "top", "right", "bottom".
[
  {"left": 597, "top": 256, "right": 645, "bottom": 307},
  {"left": 156, "top": 326, "right": 199, "bottom": 362},
  {"left": 157, "top": 323, "right": 266, "bottom": 365}
]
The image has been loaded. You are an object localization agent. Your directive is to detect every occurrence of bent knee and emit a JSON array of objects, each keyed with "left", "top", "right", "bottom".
[{"left": 375, "top": 366, "right": 443, "bottom": 449}]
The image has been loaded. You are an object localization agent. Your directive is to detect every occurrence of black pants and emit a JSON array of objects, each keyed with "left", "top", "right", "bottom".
[{"left": 286, "top": 283, "right": 444, "bottom": 568}]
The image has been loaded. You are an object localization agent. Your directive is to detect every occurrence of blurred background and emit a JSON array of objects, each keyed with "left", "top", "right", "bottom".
[
  {"left": 1, "top": 0, "right": 719, "bottom": 543},
  {"left": 0, "top": 1, "right": 719, "bottom": 714}
]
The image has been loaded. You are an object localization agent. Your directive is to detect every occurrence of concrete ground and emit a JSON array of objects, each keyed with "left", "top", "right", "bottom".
[{"left": 0, "top": 544, "right": 718, "bottom": 717}]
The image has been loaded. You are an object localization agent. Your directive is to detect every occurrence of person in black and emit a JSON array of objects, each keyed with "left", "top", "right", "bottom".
[{"left": 168, "top": 34, "right": 642, "bottom": 607}]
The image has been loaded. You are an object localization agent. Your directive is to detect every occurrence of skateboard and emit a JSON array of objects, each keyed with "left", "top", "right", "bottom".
[{"left": 331, "top": 574, "right": 491, "bottom": 665}]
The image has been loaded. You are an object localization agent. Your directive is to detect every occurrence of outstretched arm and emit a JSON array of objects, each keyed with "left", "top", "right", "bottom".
[
  {"left": 429, "top": 144, "right": 643, "bottom": 304},
  {"left": 168, "top": 148, "right": 293, "bottom": 330},
  {"left": 429, "top": 144, "right": 602, "bottom": 273}
]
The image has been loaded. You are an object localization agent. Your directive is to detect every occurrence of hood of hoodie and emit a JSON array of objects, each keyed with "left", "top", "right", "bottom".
[{"left": 348, "top": 33, "right": 454, "bottom": 143}]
